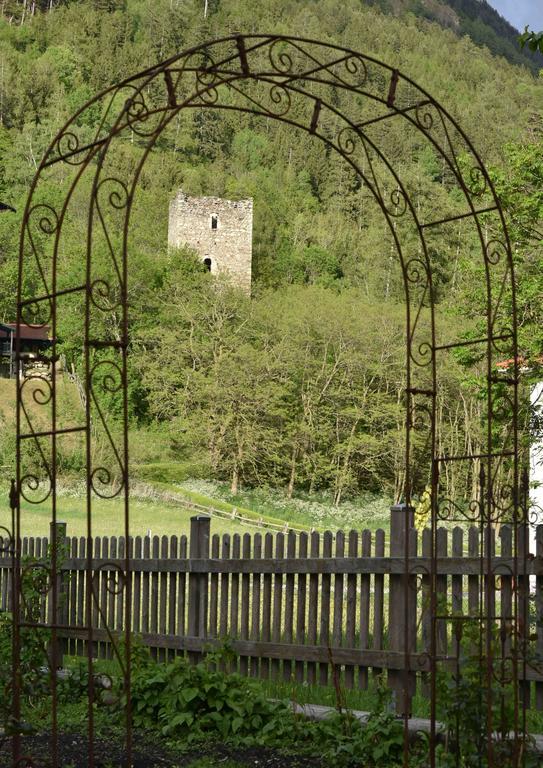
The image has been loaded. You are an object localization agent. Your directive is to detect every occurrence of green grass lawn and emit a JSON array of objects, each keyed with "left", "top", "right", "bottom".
[{"left": 0, "top": 483, "right": 263, "bottom": 539}]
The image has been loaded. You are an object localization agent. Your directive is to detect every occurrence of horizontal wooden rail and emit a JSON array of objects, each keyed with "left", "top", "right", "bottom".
[{"left": 1, "top": 555, "right": 540, "bottom": 576}]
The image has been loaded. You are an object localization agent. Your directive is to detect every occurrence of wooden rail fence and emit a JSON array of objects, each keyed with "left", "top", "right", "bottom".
[{"left": 1, "top": 506, "right": 543, "bottom": 713}]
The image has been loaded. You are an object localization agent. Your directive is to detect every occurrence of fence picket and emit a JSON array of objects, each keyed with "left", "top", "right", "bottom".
[
  {"left": 230, "top": 534, "right": 241, "bottom": 673},
  {"left": 260, "top": 532, "right": 273, "bottom": 680},
  {"left": 344, "top": 530, "right": 358, "bottom": 690},
  {"left": 69, "top": 536, "right": 78, "bottom": 656},
  {"left": 468, "top": 527, "right": 479, "bottom": 616},
  {"left": 108, "top": 537, "right": 117, "bottom": 639},
  {"left": 499, "top": 525, "right": 512, "bottom": 662},
  {"left": 133, "top": 537, "right": 142, "bottom": 634},
  {"left": 142, "top": 536, "right": 150, "bottom": 635},
  {"left": 436, "top": 528, "right": 448, "bottom": 656},
  {"left": 332, "top": 530, "right": 345, "bottom": 686},
  {"left": 452, "top": 528, "right": 463, "bottom": 616},
  {"left": 358, "top": 529, "right": 371, "bottom": 690},
  {"left": 295, "top": 532, "right": 308, "bottom": 684},
  {"left": 372, "top": 529, "right": 385, "bottom": 680},
  {"left": 519, "top": 525, "right": 531, "bottom": 708},
  {"left": 240, "top": 533, "right": 251, "bottom": 677},
  {"left": 250, "top": 533, "right": 262, "bottom": 678},
  {"left": 168, "top": 536, "right": 178, "bottom": 660},
  {"left": 283, "top": 531, "right": 296, "bottom": 683},
  {"left": 178, "top": 535, "right": 187, "bottom": 641},
  {"left": 150, "top": 536, "right": 159, "bottom": 659},
  {"left": 272, "top": 533, "right": 284, "bottom": 682},
  {"left": 307, "top": 531, "right": 320, "bottom": 686},
  {"left": 96, "top": 537, "right": 106, "bottom": 658},
  {"left": 76, "top": 536, "right": 85, "bottom": 656},
  {"left": 319, "top": 531, "right": 333, "bottom": 686},
  {"left": 219, "top": 534, "right": 230, "bottom": 639},
  {"left": 158, "top": 536, "right": 168, "bottom": 662},
  {"left": 209, "top": 534, "right": 220, "bottom": 640}
]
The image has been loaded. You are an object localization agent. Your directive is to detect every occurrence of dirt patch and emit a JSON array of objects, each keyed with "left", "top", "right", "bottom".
[{"left": 0, "top": 731, "right": 324, "bottom": 768}]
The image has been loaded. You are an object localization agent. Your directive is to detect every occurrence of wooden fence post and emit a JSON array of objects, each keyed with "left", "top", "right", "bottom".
[
  {"left": 188, "top": 515, "right": 210, "bottom": 664},
  {"left": 48, "top": 520, "right": 67, "bottom": 669},
  {"left": 388, "top": 504, "right": 416, "bottom": 715}
]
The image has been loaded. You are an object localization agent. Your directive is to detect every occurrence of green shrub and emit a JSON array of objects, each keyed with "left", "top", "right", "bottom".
[
  {"left": 127, "top": 650, "right": 408, "bottom": 766},
  {"left": 129, "top": 654, "right": 293, "bottom": 743}
]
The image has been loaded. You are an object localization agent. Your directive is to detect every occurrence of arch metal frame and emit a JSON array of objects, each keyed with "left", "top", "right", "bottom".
[{"left": 4, "top": 34, "right": 529, "bottom": 767}]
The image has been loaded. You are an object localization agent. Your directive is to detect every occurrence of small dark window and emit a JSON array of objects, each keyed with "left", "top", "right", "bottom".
[
  {"left": 211, "top": 214, "right": 218, "bottom": 230},
  {"left": 203, "top": 258, "right": 212, "bottom": 272}
]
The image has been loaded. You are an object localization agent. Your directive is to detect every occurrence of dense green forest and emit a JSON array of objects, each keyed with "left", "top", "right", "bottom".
[{"left": 0, "top": 0, "right": 541, "bottom": 509}]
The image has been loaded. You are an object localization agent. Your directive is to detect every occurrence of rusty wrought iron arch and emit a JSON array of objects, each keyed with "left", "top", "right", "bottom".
[{"left": 11, "top": 34, "right": 523, "bottom": 768}]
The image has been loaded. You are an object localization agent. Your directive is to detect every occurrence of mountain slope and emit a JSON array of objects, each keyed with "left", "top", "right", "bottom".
[{"left": 374, "top": 0, "right": 543, "bottom": 73}]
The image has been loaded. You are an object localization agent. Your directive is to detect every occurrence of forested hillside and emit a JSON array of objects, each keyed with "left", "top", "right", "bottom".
[
  {"left": 0, "top": 0, "right": 541, "bottom": 508},
  {"left": 377, "top": 0, "right": 543, "bottom": 73}
]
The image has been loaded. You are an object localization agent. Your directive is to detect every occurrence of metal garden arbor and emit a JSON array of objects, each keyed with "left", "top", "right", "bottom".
[{"left": 6, "top": 34, "right": 529, "bottom": 767}]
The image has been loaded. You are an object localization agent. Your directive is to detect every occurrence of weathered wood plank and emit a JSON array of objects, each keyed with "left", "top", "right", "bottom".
[
  {"left": 358, "top": 529, "right": 371, "bottom": 690},
  {"left": 260, "top": 533, "right": 273, "bottom": 681},
  {"left": 96, "top": 537, "right": 106, "bottom": 658},
  {"left": 421, "top": 528, "right": 431, "bottom": 697},
  {"left": 158, "top": 536, "right": 168, "bottom": 662},
  {"left": 168, "top": 536, "right": 178, "bottom": 661},
  {"left": 468, "top": 527, "right": 479, "bottom": 616},
  {"left": 240, "top": 533, "right": 251, "bottom": 677},
  {"left": 76, "top": 536, "right": 86, "bottom": 656},
  {"left": 295, "top": 532, "right": 308, "bottom": 684},
  {"left": 230, "top": 534, "right": 241, "bottom": 673},
  {"left": 69, "top": 537, "right": 78, "bottom": 656},
  {"left": 209, "top": 534, "right": 220, "bottom": 639},
  {"left": 219, "top": 534, "right": 230, "bottom": 639},
  {"left": 250, "top": 533, "right": 262, "bottom": 678},
  {"left": 451, "top": 528, "right": 463, "bottom": 616},
  {"left": 307, "top": 531, "right": 319, "bottom": 686},
  {"left": 150, "top": 536, "right": 160, "bottom": 658},
  {"left": 332, "top": 530, "right": 345, "bottom": 687},
  {"left": 133, "top": 537, "right": 142, "bottom": 634},
  {"left": 319, "top": 531, "right": 333, "bottom": 686},
  {"left": 373, "top": 529, "right": 385, "bottom": 680},
  {"left": 283, "top": 531, "right": 296, "bottom": 683},
  {"left": 271, "top": 533, "right": 284, "bottom": 682},
  {"left": 519, "top": 524, "right": 531, "bottom": 708},
  {"left": 142, "top": 536, "right": 150, "bottom": 635},
  {"left": 108, "top": 537, "right": 117, "bottom": 639},
  {"left": 344, "top": 530, "right": 358, "bottom": 690},
  {"left": 499, "top": 525, "right": 512, "bottom": 663},
  {"left": 178, "top": 535, "right": 187, "bottom": 641}
]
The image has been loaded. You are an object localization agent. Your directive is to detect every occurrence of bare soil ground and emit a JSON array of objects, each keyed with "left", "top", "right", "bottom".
[{"left": 0, "top": 730, "right": 324, "bottom": 768}]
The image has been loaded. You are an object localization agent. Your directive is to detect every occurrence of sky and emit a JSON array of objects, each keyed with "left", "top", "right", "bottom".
[{"left": 486, "top": 0, "right": 541, "bottom": 32}]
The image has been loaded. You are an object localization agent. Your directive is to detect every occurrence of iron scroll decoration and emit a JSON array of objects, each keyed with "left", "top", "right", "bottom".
[{"left": 11, "top": 35, "right": 522, "bottom": 767}]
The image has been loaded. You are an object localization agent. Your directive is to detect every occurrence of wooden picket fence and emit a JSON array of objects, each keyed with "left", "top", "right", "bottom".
[{"left": 1, "top": 508, "right": 543, "bottom": 713}]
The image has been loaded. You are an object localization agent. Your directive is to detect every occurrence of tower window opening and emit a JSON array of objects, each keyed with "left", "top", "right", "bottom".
[
  {"left": 211, "top": 214, "right": 218, "bottom": 230},
  {"left": 203, "top": 257, "right": 212, "bottom": 272}
]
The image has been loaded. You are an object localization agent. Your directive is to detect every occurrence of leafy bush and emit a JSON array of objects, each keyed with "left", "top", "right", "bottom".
[
  {"left": 129, "top": 654, "right": 293, "bottom": 743},
  {"left": 128, "top": 649, "right": 407, "bottom": 766}
]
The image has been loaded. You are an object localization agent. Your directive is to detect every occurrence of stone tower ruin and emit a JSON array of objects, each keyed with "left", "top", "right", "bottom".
[{"left": 168, "top": 191, "right": 253, "bottom": 293}]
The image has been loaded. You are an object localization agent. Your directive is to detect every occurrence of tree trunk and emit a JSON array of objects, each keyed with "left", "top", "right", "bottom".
[
  {"left": 231, "top": 465, "right": 239, "bottom": 495},
  {"left": 287, "top": 444, "right": 298, "bottom": 499}
]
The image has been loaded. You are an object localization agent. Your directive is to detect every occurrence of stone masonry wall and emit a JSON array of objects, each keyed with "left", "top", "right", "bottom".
[{"left": 168, "top": 191, "right": 253, "bottom": 293}]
